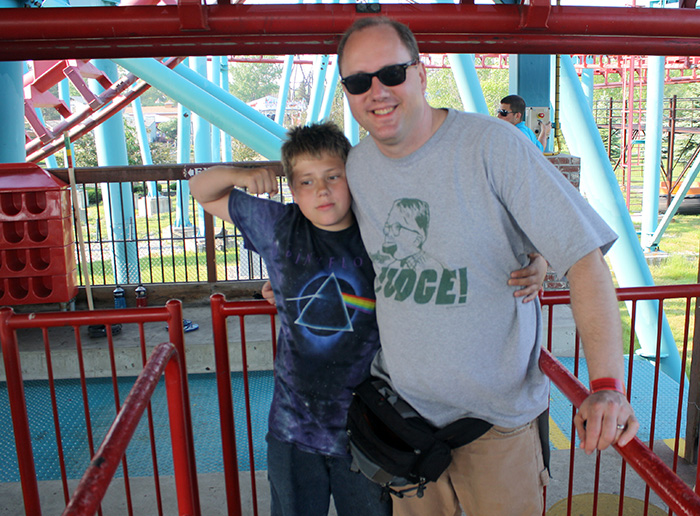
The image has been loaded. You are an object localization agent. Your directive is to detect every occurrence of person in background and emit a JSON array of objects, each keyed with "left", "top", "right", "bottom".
[
  {"left": 497, "top": 94, "right": 551, "bottom": 152},
  {"left": 336, "top": 16, "right": 638, "bottom": 516}
]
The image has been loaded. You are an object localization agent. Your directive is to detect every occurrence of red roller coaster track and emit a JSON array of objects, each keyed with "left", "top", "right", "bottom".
[{"left": 2, "top": 3, "right": 700, "bottom": 61}]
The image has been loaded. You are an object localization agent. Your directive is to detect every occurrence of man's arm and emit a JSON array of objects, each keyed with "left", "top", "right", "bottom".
[
  {"left": 189, "top": 165, "right": 279, "bottom": 223},
  {"left": 537, "top": 120, "right": 551, "bottom": 150},
  {"left": 567, "top": 248, "right": 639, "bottom": 454}
]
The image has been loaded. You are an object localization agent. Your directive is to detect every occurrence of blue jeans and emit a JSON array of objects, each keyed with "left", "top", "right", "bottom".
[{"left": 266, "top": 433, "right": 391, "bottom": 516}]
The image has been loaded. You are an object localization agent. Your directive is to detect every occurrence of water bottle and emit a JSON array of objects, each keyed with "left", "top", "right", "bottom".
[
  {"left": 135, "top": 284, "right": 148, "bottom": 308},
  {"left": 113, "top": 285, "right": 126, "bottom": 309}
]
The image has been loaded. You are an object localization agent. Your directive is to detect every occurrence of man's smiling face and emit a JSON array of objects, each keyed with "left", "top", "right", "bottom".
[{"left": 339, "top": 24, "right": 428, "bottom": 157}]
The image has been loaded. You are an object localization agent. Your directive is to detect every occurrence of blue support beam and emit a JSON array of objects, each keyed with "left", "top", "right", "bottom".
[
  {"left": 132, "top": 97, "right": 158, "bottom": 198},
  {"left": 559, "top": 55, "right": 682, "bottom": 382},
  {"left": 306, "top": 55, "right": 329, "bottom": 125},
  {"left": 509, "top": 54, "right": 551, "bottom": 109},
  {"left": 192, "top": 56, "right": 212, "bottom": 235},
  {"left": 176, "top": 101, "right": 193, "bottom": 229},
  {"left": 112, "top": 57, "right": 283, "bottom": 159},
  {"left": 319, "top": 58, "right": 339, "bottom": 122},
  {"left": 92, "top": 59, "right": 139, "bottom": 285},
  {"left": 448, "top": 54, "right": 489, "bottom": 115},
  {"left": 0, "top": 61, "right": 25, "bottom": 163},
  {"left": 641, "top": 56, "right": 665, "bottom": 251},
  {"left": 276, "top": 55, "right": 294, "bottom": 127}
]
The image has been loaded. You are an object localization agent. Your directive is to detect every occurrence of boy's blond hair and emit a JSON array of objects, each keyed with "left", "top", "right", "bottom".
[{"left": 281, "top": 122, "right": 351, "bottom": 185}]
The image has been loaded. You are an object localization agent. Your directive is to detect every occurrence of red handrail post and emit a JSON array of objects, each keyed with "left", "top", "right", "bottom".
[
  {"left": 210, "top": 293, "right": 244, "bottom": 516},
  {"left": 539, "top": 347, "right": 700, "bottom": 516},
  {"left": 165, "top": 298, "right": 201, "bottom": 516},
  {"left": 0, "top": 307, "right": 42, "bottom": 516},
  {"left": 61, "top": 342, "right": 186, "bottom": 516}
]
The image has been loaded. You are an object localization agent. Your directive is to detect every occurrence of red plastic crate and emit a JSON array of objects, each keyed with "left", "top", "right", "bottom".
[
  {"left": 0, "top": 163, "right": 71, "bottom": 222},
  {"left": 0, "top": 216, "right": 74, "bottom": 249},
  {"left": 0, "top": 268, "right": 78, "bottom": 305},
  {"left": 0, "top": 244, "right": 77, "bottom": 279}
]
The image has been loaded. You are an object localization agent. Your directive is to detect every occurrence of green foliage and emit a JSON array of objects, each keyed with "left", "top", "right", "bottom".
[
  {"left": 425, "top": 68, "right": 462, "bottom": 110},
  {"left": 124, "top": 122, "right": 142, "bottom": 165},
  {"left": 157, "top": 119, "right": 178, "bottom": 141},
  {"left": 73, "top": 132, "right": 99, "bottom": 167},
  {"left": 150, "top": 140, "right": 177, "bottom": 164},
  {"left": 229, "top": 60, "right": 282, "bottom": 102},
  {"left": 230, "top": 138, "right": 265, "bottom": 162},
  {"left": 478, "top": 67, "right": 510, "bottom": 115},
  {"left": 84, "top": 184, "right": 102, "bottom": 205},
  {"left": 424, "top": 64, "right": 509, "bottom": 115},
  {"left": 139, "top": 88, "right": 171, "bottom": 107}
]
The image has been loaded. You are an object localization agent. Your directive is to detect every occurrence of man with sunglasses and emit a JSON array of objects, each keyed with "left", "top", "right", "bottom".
[
  {"left": 337, "top": 16, "right": 638, "bottom": 516},
  {"left": 497, "top": 94, "right": 550, "bottom": 152}
]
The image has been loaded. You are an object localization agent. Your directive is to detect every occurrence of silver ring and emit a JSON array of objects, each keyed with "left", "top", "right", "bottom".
[{"left": 616, "top": 424, "right": 625, "bottom": 430}]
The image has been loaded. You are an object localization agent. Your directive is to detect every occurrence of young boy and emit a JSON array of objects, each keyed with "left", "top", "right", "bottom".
[{"left": 190, "top": 122, "right": 546, "bottom": 516}]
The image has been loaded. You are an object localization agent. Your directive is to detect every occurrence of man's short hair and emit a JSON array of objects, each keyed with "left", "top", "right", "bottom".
[
  {"left": 281, "top": 122, "right": 351, "bottom": 185},
  {"left": 500, "top": 94, "right": 527, "bottom": 116},
  {"left": 390, "top": 198, "right": 429, "bottom": 240},
  {"left": 337, "top": 17, "right": 420, "bottom": 74}
]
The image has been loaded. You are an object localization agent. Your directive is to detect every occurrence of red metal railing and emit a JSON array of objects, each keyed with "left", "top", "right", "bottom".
[
  {"left": 210, "top": 293, "right": 277, "bottom": 516},
  {"left": 61, "top": 341, "right": 194, "bottom": 516},
  {"left": 4, "top": 284, "right": 698, "bottom": 515},
  {"left": 540, "top": 348, "right": 700, "bottom": 516},
  {"left": 540, "top": 284, "right": 700, "bottom": 516},
  {"left": 0, "top": 300, "right": 200, "bottom": 516},
  {"left": 211, "top": 285, "right": 700, "bottom": 516}
]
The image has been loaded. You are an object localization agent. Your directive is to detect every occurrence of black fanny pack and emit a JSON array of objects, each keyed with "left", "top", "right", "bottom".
[{"left": 346, "top": 377, "right": 492, "bottom": 498}]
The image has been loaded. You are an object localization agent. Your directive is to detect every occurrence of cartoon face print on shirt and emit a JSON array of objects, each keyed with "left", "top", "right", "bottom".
[{"left": 372, "top": 198, "right": 469, "bottom": 306}]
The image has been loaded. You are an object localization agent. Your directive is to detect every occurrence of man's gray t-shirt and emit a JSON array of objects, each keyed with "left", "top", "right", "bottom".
[{"left": 346, "top": 108, "right": 617, "bottom": 429}]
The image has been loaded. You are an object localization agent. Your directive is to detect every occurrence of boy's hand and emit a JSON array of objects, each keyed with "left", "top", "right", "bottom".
[
  {"left": 261, "top": 280, "right": 276, "bottom": 306},
  {"left": 236, "top": 167, "right": 279, "bottom": 197},
  {"left": 509, "top": 253, "right": 547, "bottom": 303}
]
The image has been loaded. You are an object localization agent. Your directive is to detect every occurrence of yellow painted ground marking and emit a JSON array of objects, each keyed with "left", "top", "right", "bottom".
[
  {"left": 663, "top": 437, "right": 685, "bottom": 457},
  {"left": 549, "top": 415, "right": 570, "bottom": 450},
  {"left": 547, "top": 493, "right": 666, "bottom": 515}
]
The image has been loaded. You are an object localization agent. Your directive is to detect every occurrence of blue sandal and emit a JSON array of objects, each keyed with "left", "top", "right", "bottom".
[{"left": 165, "top": 319, "right": 199, "bottom": 332}]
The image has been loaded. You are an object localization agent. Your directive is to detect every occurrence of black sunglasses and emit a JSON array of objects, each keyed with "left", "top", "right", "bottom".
[
  {"left": 341, "top": 60, "right": 419, "bottom": 95},
  {"left": 496, "top": 109, "right": 514, "bottom": 116}
]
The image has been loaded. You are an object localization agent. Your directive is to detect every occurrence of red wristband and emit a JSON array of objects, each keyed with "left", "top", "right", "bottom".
[{"left": 590, "top": 377, "right": 625, "bottom": 395}]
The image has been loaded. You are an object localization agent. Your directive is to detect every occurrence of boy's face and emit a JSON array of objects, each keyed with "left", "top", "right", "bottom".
[{"left": 290, "top": 153, "right": 354, "bottom": 232}]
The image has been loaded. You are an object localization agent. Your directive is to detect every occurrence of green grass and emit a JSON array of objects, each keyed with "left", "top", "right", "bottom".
[{"left": 614, "top": 214, "right": 699, "bottom": 360}]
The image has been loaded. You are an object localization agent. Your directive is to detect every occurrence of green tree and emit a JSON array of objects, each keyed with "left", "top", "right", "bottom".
[
  {"left": 150, "top": 140, "right": 177, "bottom": 164},
  {"left": 230, "top": 138, "right": 265, "bottom": 162},
  {"left": 424, "top": 64, "right": 509, "bottom": 114},
  {"left": 478, "top": 67, "right": 509, "bottom": 114},
  {"left": 425, "top": 68, "right": 462, "bottom": 110},
  {"left": 229, "top": 60, "right": 282, "bottom": 102},
  {"left": 157, "top": 119, "right": 178, "bottom": 141},
  {"left": 139, "top": 88, "right": 171, "bottom": 107},
  {"left": 73, "top": 132, "right": 99, "bottom": 167}
]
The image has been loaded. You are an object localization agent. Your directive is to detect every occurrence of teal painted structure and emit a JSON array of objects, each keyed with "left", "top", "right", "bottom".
[{"left": 559, "top": 55, "right": 681, "bottom": 382}]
